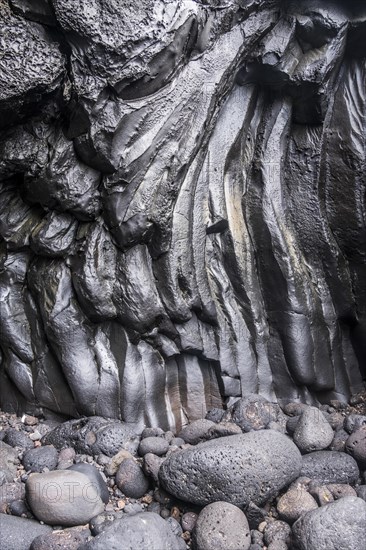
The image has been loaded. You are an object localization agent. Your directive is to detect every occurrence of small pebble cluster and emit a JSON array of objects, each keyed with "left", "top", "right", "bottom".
[{"left": 0, "top": 392, "right": 366, "bottom": 550}]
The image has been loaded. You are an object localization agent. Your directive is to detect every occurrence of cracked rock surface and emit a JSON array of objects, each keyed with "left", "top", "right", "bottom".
[{"left": 0, "top": 0, "right": 365, "bottom": 429}]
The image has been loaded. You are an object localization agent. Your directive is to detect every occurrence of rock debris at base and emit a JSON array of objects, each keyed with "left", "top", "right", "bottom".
[{"left": 0, "top": 392, "right": 366, "bottom": 550}]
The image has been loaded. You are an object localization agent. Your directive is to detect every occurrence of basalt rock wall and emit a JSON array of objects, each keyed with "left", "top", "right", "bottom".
[{"left": 0, "top": 0, "right": 365, "bottom": 431}]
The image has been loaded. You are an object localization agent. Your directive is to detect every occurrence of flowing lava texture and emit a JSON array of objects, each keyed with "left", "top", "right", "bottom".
[{"left": 0, "top": 0, "right": 365, "bottom": 431}]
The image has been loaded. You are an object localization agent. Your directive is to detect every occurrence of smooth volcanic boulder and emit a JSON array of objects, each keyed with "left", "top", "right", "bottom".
[
  {"left": 0, "top": 514, "right": 52, "bottom": 550},
  {"left": 26, "top": 470, "right": 105, "bottom": 526},
  {"left": 193, "top": 502, "right": 251, "bottom": 550},
  {"left": 159, "top": 430, "right": 302, "bottom": 507},
  {"left": 293, "top": 407, "right": 334, "bottom": 453},
  {"left": 292, "top": 496, "right": 366, "bottom": 550},
  {"left": 115, "top": 458, "right": 150, "bottom": 499},
  {"left": 300, "top": 451, "right": 360, "bottom": 484},
  {"left": 79, "top": 512, "right": 185, "bottom": 550}
]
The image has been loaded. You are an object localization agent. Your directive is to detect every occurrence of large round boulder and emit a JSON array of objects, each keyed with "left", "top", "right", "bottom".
[
  {"left": 292, "top": 496, "right": 366, "bottom": 550},
  {"left": 159, "top": 430, "right": 302, "bottom": 507},
  {"left": 26, "top": 470, "right": 105, "bottom": 526}
]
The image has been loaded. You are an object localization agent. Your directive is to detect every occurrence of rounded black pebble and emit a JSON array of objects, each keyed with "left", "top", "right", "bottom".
[
  {"left": 264, "top": 521, "right": 291, "bottom": 546},
  {"left": 138, "top": 437, "right": 169, "bottom": 457},
  {"left": 22, "top": 445, "right": 59, "bottom": 473},
  {"left": 115, "top": 458, "right": 149, "bottom": 499},
  {"left": 205, "top": 409, "right": 225, "bottom": 423},
  {"left": 3, "top": 429, "right": 33, "bottom": 450}
]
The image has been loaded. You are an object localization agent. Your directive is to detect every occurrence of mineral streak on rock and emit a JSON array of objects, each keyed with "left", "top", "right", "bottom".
[{"left": 0, "top": 0, "right": 365, "bottom": 430}]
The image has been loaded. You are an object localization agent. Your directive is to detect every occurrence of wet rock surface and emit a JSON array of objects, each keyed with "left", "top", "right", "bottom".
[{"left": 0, "top": 0, "right": 365, "bottom": 431}]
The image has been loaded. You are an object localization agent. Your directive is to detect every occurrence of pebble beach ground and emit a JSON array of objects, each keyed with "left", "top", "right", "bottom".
[{"left": 0, "top": 391, "right": 365, "bottom": 550}]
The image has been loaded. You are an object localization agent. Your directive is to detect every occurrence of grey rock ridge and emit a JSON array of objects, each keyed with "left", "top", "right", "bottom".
[{"left": 0, "top": 0, "right": 365, "bottom": 430}]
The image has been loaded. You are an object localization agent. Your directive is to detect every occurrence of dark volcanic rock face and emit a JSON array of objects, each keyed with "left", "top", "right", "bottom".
[{"left": 0, "top": 0, "right": 365, "bottom": 429}]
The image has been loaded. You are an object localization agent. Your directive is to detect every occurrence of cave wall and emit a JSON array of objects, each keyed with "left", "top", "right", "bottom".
[{"left": 0, "top": 0, "right": 365, "bottom": 431}]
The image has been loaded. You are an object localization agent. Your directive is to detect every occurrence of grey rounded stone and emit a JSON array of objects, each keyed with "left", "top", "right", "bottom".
[
  {"left": 294, "top": 407, "right": 334, "bottom": 453},
  {"left": 96, "top": 423, "right": 140, "bottom": 456},
  {"left": 193, "top": 502, "right": 251, "bottom": 550},
  {"left": 277, "top": 488, "right": 318, "bottom": 523},
  {"left": 79, "top": 512, "right": 184, "bottom": 550},
  {"left": 264, "top": 521, "right": 291, "bottom": 546},
  {"left": 231, "top": 394, "right": 278, "bottom": 432},
  {"left": 23, "top": 445, "right": 59, "bottom": 473},
  {"left": 344, "top": 414, "right": 366, "bottom": 434},
  {"left": 3, "top": 428, "right": 34, "bottom": 450},
  {"left": 326, "top": 412, "right": 344, "bottom": 431},
  {"left": 178, "top": 419, "right": 216, "bottom": 445},
  {"left": 245, "top": 501, "right": 268, "bottom": 529},
  {"left": 204, "top": 422, "right": 243, "bottom": 440},
  {"left": 327, "top": 483, "right": 357, "bottom": 500},
  {"left": 300, "top": 451, "right": 360, "bottom": 484},
  {"left": 138, "top": 437, "right": 170, "bottom": 457},
  {"left": 89, "top": 511, "right": 124, "bottom": 536},
  {"left": 0, "top": 514, "right": 52, "bottom": 550},
  {"left": 143, "top": 452, "right": 165, "bottom": 482},
  {"left": 141, "top": 427, "right": 165, "bottom": 439},
  {"left": 0, "top": 441, "right": 18, "bottom": 482},
  {"left": 0, "top": 482, "right": 25, "bottom": 513},
  {"left": 286, "top": 416, "right": 300, "bottom": 436},
  {"left": 356, "top": 485, "right": 366, "bottom": 502},
  {"left": 345, "top": 427, "right": 366, "bottom": 468},
  {"left": 58, "top": 447, "right": 76, "bottom": 463},
  {"left": 205, "top": 409, "right": 225, "bottom": 423},
  {"left": 115, "top": 458, "right": 149, "bottom": 499},
  {"left": 292, "top": 496, "right": 366, "bottom": 550},
  {"left": 26, "top": 470, "right": 105, "bottom": 526},
  {"left": 8, "top": 499, "right": 30, "bottom": 517},
  {"left": 166, "top": 516, "right": 183, "bottom": 537},
  {"left": 124, "top": 502, "right": 144, "bottom": 515},
  {"left": 30, "top": 526, "right": 91, "bottom": 550},
  {"left": 159, "top": 430, "right": 302, "bottom": 507},
  {"left": 103, "top": 449, "right": 133, "bottom": 476},
  {"left": 329, "top": 428, "right": 349, "bottom": 452},
  {"left": 283, "top": 403, "right": 309, "bottom": 417},
  {"left": 181, "top": 511, "right": 198, "bottom": 532},
  {"left": 68, "top": 462, "right": 109, "bottom": 504}
]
